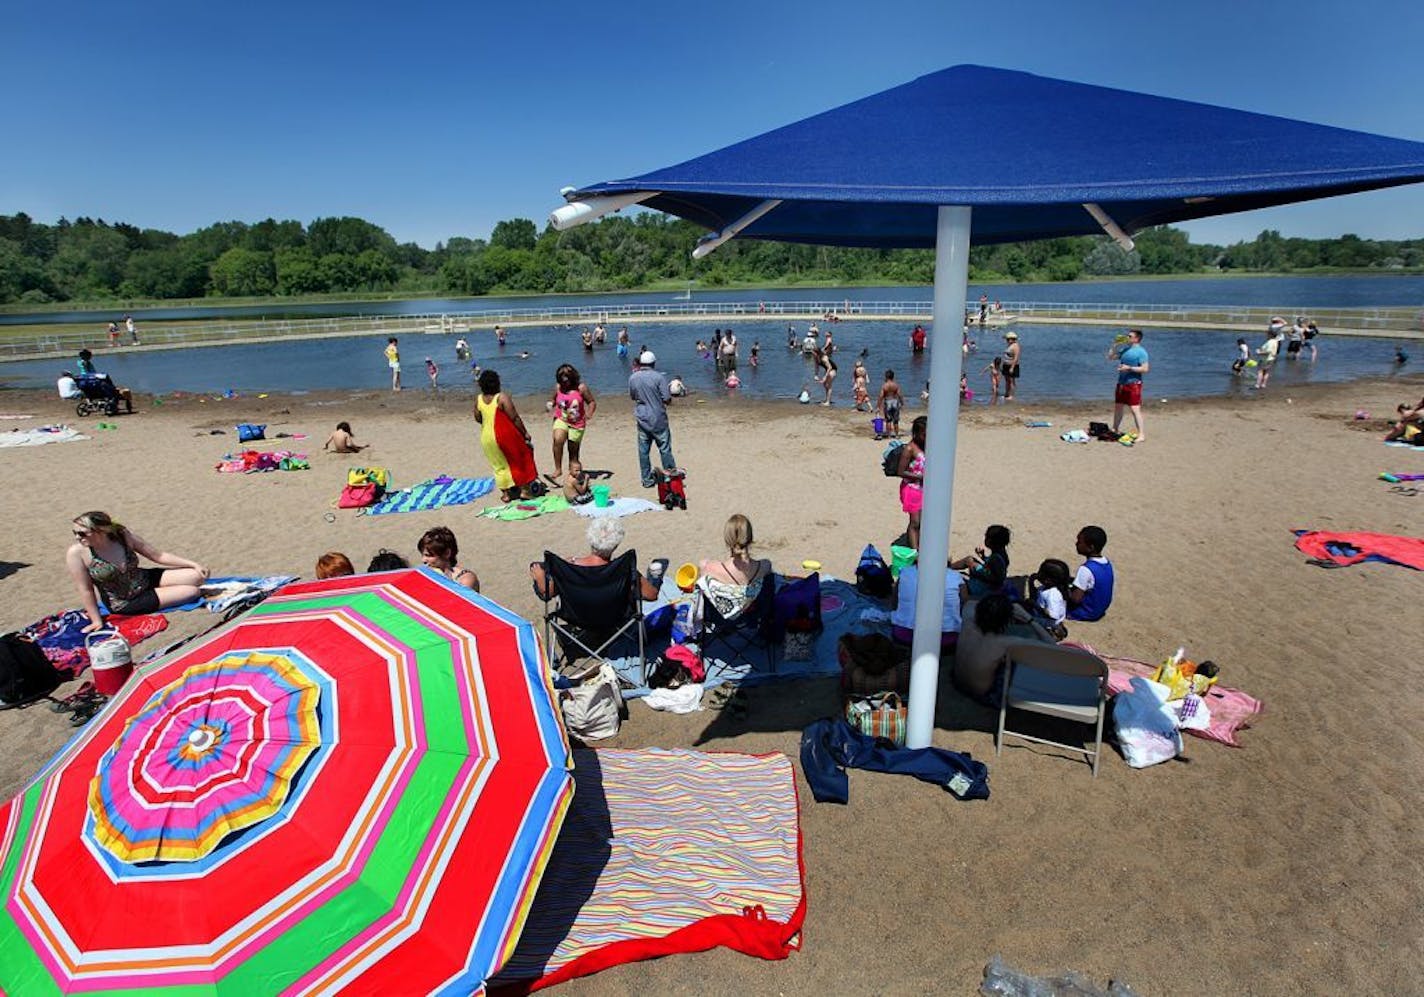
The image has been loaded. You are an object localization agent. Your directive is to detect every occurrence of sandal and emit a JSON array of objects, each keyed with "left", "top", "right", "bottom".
[
  {"left": 70, "top": 696, "right": 107, "bottom": 726},
  {"left": 51, "top": 682, "right": 100, "bottom": 713}
]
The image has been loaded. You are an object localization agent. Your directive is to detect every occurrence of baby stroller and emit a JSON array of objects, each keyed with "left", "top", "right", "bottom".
[{"left": 73, "top": 375, "right": 121, "bottom": 417}]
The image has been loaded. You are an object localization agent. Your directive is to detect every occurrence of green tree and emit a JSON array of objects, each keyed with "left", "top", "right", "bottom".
[
  {"left": 307, "top": 217, "right": 396, "bottom": 259},
  {"left": 121, "top": 247, "right": 209, "bottom": 298},
  {"left": 208, "top": 248, "right": 275, "bottom": 296},
  {"left": 490, "top": 218, "right": 537, "bottom": 252},
  {"left": 275, "top": 247, "right": 325, "bottom": 295}
]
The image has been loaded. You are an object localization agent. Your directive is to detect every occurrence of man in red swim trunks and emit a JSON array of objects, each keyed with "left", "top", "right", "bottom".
[{"left": 1112, "top": 329, "right": 1150, "bottom": 442}]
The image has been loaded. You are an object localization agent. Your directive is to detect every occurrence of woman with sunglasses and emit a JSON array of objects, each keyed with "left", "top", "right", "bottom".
[{"left": 66, "top": 511, "right": 209, "bottom": 632}]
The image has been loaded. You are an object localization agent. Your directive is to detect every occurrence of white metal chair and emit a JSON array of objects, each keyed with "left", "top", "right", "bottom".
[{"left": 995, "top": 640, "right": 1109, "bottom": 776}]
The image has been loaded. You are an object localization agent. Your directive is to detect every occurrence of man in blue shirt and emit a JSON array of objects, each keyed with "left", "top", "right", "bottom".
[{"left": 1112, "top": 329, "right": 1150, "bottom": 443}]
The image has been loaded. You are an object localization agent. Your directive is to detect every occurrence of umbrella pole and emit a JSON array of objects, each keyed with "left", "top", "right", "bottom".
[{"left": 905, "top": 205, "right": 971, "bottom": 750}]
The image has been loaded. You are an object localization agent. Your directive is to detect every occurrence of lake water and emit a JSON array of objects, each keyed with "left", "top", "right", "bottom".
[
  {"left": 0, "top": 315, "right": 1413, "bottom": 404},
  {"left": 3, "top": 274, "right": 1424, "bottom": 326}
]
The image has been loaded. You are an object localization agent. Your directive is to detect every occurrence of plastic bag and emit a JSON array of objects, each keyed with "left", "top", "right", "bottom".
[
  {"left": 981, "top": 954, "right": 1141, "bottom": 997},
  {"left": 1112, "top": 676, "right": 1182, "bottom": 768}
]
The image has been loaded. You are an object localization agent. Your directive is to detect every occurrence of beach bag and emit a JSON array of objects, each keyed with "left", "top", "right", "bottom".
[
  {"left": 655, "top": 468, "right": 687, "bottom": 510},
  {"left": 236, "top": 423, "right": 266, "bottom": 442},
  {"left": 338, "top": 483, "right": 379, "bottom": 508},
  {"left": 348, "top": 466, "right": 391, "bottom": 490},
  {"left": 855, "top": 544, "right": 893, "bottom": 598},
  {"left": 0, "top": 632, "right": 64, "bottom": 708},
  {"left": 838, "top": 632, "right": 911, "bottom": 696},
  {"left": 845, "top": 692, "right": 908, "bottom": 746},
  {"left": 881, "top": 439, "right": 905, "bottom": 476},
  {"left": 559, "top": 664, "right": 623, "bottom": 741}
]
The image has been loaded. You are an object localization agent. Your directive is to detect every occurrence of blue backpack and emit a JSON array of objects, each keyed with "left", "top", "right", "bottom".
[
  {"left": 881, "top": 440, "right": 905, "bottom": 477},
  {"left": 236, "top": 423, "right": 266, "bottom": 443}
]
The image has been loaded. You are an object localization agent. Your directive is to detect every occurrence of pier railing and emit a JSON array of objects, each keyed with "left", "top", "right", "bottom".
[{"left": 1, "top": 300, "right": 1419, "bottom": 360}]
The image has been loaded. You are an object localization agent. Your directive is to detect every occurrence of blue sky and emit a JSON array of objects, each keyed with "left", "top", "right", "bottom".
[{"left": 4, "top": 0, "right": 1422, "bottom": 250}]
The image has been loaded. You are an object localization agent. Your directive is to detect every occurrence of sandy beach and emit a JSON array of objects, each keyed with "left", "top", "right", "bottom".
[{"left": 2, "top": 372, "right": 1421, "bottom": 995}]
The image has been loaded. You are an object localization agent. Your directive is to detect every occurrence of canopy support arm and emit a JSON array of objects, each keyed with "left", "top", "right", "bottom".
[
  {"left": 691, "top": 199, "right": 783, "bottom": 259},
  {"left": 549, "top": 192, "right": 654, "bottom": 231},
  {"left": 1083, "top": 203, "right": 1135, "bottom": 251},
  {"left": 905, "top": 204, "right": 972, "bottom": 750}
]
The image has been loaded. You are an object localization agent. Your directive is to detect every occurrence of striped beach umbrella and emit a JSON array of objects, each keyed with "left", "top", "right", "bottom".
[{"left": 0, "top": 568, "right": 573, "bottom": 995}]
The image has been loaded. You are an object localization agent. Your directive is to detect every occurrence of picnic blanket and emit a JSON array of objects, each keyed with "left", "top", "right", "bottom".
[
  {"left": 609, "top": 577, "right": 876, "bottom": 698},
  {"left": 572, "top": 496, "right": 663, "bottom": 519},
  {"left": 362, "top": 475, "right": 495, "bottom": 515},
  {"left": 1293, "top": 529, "right": 1424, "bottom": 571},
  {"left": 0, "top": 425, "right": 88, "bottom": 448},
  {"left": 479, "top": 494, "right": 570, "bottom": 521},
  {"left": 490, "top": 748, "right": 804, "bottom": 993},
  {"left": 17, "top": 610, "right": 169, "bottom": 676}
]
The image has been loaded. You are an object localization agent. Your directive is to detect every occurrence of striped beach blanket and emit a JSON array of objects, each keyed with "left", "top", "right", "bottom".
[
  {"left": 491, "top": 748, "right": 804, "bottom": 993},
  {"left": 362, "top": 476, "right": 495, "bottom": 515}
]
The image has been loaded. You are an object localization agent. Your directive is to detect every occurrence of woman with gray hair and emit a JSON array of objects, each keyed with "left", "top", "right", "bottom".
[{"left": 529, "top": 518, "right": 659, "bottom": 601}]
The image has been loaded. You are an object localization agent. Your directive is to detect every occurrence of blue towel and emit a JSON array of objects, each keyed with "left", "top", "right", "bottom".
[{"left": 363, "top": 477, "right": 495, "bottom": 515}]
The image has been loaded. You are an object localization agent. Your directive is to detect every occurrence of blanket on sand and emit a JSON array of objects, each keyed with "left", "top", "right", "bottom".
[
  {"left": 490, "top": 748, "right": 804, "bottom": 993},
  {"left": 0, "top": 425, "right": 88, "bottom": 448},
  {"left": 19, "top": 610, "right": 169, "bottom": 676},
  {"left": 1293, "top": 529, "right": 1424, "bottom": 571},
  {"left": 1067, "top": 642, "right": 1263, "bottom": 748},
  {"left": 362, "top": 475, "right": 495, "bottom": 515}
]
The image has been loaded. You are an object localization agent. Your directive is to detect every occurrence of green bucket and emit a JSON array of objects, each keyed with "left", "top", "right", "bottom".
[{"left": 889, "top": 545, "right": 918, "bottom": 580}]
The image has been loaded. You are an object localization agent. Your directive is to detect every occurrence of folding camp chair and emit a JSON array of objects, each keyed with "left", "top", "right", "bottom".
[
  {"left": 540, "top": 550, "right": 645, "bottom": 680},
  {"left": 995, "top": 639, "right": 1110, "bottom": 777},
  {"left": 693, "top": 576, "right": 778, "bottom": 675}
]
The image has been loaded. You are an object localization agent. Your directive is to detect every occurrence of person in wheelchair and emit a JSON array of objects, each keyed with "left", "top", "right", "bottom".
[{"left": 69, "top": 350, "right": 135, "bottom": 413}]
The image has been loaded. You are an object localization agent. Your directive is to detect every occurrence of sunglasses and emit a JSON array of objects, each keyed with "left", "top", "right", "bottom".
[{"left": 72, "top": 528, "right": 91, "bottom": 539}]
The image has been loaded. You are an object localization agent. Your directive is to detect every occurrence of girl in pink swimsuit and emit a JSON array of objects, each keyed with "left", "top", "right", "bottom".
[
  {"left": 898, "top": 416, "right": 928, "bottom": 549},
  {"left": 547, "top": 363, "right": 597, "bottom": 485}
]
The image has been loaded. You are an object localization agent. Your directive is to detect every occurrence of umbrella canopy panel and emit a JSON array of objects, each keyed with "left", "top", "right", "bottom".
[
  {"left": 570, "top": 65, "right": 1424, "bottom": 247},
  {"left": 0, "top": 568, "right": 572, "bottom": 995}
]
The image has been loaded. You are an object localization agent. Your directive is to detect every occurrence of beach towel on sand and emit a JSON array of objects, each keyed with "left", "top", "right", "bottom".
[
  {"left": 18, "top": 610, "right": 168, "bottom": 676},
  {"left": 1067, "top": 641, "right": 1263, "bottom": 748},
  {"left": 571, "top": 496, "right": 662, "bottom": 519},
  {"left": 0, "top": 425, "right": 88, "bottom": 448},
  {"left": 1293, "top": 529, "right": 1424, "bottom": 571},
  {"left": 362, "top": 476, "right": 495, "bottom": 515},
  {"left": 479, "top": 494, "right": 570, "bottom": 521},
  {"left": 490, "top": 749, "right": 804, "bottom": 993}
]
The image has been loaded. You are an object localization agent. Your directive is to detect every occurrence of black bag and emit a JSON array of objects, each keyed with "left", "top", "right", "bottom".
[{"left": 0, "top": 633, "right": 64, "bottom": 708}]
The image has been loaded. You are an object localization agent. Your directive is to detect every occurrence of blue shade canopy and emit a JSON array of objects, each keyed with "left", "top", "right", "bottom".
[{"left": 565, "top": 65, "right": 1424, "bottom": 248}]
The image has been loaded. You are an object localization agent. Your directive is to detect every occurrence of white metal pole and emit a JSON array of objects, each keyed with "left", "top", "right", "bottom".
[{"left": 905, "top": 205, "right": 972, "bottom": 750}]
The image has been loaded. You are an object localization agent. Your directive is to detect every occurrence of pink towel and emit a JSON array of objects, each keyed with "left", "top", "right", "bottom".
[{"left": 1068, "top": 643, "right": 1263, "bottom": 748}]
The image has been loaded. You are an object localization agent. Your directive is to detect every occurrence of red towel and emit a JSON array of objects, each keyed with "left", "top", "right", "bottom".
[{"left": 1294, "top": 530, "right": 1424, "bottom": 570}]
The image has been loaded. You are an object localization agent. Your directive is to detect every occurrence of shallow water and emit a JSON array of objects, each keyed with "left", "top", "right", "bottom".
[
  {"left": 3, "top": 274, "right": 1423, "bottom": 325},
  {"left": 2, "top": 319, "right": 1413, "bottom": 404}
]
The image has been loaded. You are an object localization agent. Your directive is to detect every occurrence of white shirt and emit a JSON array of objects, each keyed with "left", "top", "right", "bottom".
[
  {"left": 1036, "top": 587, "right": 1067, "bottom": 624},
  {"left": 57, "top": 375, "right": 81, "bottom": 399},
  {"left": 1236, "top": 343, "right": 1249, "bottom": 361}
]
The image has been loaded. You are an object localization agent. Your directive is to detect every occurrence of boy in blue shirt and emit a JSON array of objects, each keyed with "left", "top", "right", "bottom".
[{"left": 1066, "top": 526, "right": 1114, "bottom": 622}]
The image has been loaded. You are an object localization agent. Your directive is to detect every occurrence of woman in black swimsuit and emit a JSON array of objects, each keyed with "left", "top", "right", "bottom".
[{"left": 66, "top": 511, "right": 209, "bottom": 632}]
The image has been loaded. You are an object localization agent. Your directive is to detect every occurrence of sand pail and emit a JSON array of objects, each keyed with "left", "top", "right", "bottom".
[
  {"left": 889, "top": 545, "right": 918, "bottom": 580},
  {"left": 872, "top": 417, "right": 885, "bottom": 435},
  {"left": 675, "top": 562, "right": 699, "bottom": 592},
  {"left": 592, "top": 484, "right": 611, "bottom": 508},
  {"left": 87, "top": 628, "right": 133, "bottom": 696}
]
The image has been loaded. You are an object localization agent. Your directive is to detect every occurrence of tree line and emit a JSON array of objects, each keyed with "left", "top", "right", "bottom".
[{"left": 1, "top": 210, "right": 1421, "bottom": 307}]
